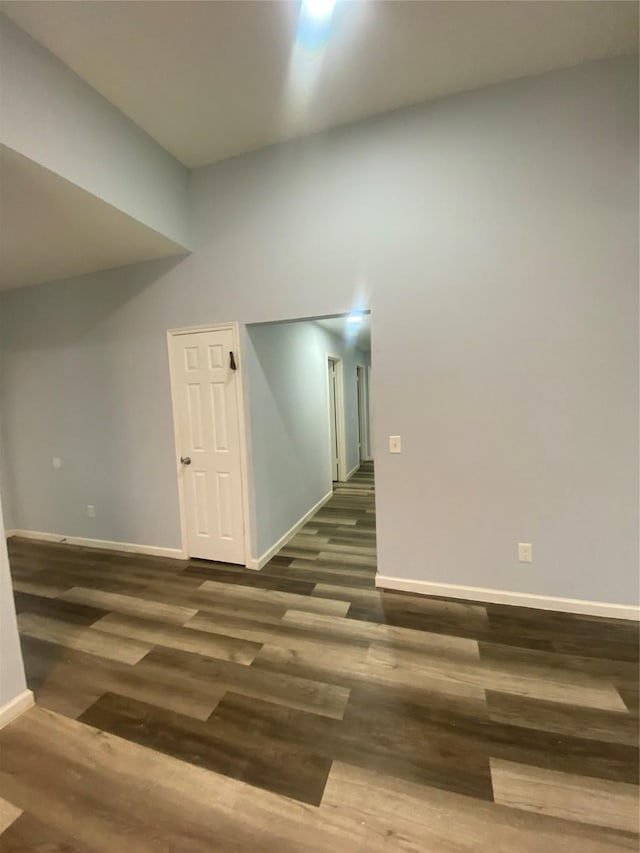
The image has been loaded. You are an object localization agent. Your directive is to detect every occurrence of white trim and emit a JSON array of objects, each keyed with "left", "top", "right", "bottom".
[
  {"left": 166, "top": 322, "right": 251, "bottom": 567},
  {"left": 356, "top": 363, "right": 369, "bottom": 463},
  {"left": 232, "top": 326, "right": 253, "bottom": 569},
  {"left": 167, "top": 322, "right": 241, "bottom": 336},
  {"left": 345, "top": 463, "right": 360, "bottom": 481},
  {"left": 375, "top": 575, "right": 640, "bottom": 621},
  {"left": 247, "top": 489, "right": 333, "bottom": 570},
  {"left": 367, "top": 364, "right": 374, "bottom": 461},
  {"left": 6, "top": 529, "right": 185, "bottom": 560},
  {"left": 327, "top": 354, "right": 348, "bottom": 482},
  {"left": 0, "top": 690, "right": 34, "bottom": 730}
]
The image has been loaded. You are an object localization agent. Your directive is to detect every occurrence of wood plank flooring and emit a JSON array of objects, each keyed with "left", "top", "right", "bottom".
[{"left": 1, "top": 461, "right": 639, "bottom": 851}]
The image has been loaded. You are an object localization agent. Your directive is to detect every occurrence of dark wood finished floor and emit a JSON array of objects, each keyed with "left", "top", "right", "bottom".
[{"left": 1, "top": 462, "right": 639, "bottom": 851}]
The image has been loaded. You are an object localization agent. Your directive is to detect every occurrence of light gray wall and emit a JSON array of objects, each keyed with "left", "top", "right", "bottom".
[
  {"left": 0, "top": 257, "right": 187, "bottom": 549},
  {"left": 0, "top": 490, "right": 27, "bottom": 707},
  {"left": 245, "top": 321, "right": 330, "bottom": 558},
  {"left": 245, "top": 320, "right": 370, "bottom": 557},
  {"left": 0, "top": 14, "right": 191, "bottom": 248},
  {"left": 0, "top": 57, "right": 637, "bottom": 605}
]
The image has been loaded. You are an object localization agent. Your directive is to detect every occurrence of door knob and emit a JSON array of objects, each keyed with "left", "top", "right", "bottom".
[{"left": 180, "top": 456, "right": 191, "bottom": 465}]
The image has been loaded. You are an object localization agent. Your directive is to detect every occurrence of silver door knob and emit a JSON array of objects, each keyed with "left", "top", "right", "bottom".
[{"left": 180, "top": 456, "right": 191, "bottom": 465}]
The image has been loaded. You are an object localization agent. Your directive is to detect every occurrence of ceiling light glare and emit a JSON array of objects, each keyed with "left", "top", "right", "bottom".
[
  {"left": 295, "top": 0, "right": 336, "bottom": 50},
  {"left": 303, "top": 0, "right": 336, "bottom": 19},
  {"left": 347, "top": 314, "right": 363, "bottom": 324}
]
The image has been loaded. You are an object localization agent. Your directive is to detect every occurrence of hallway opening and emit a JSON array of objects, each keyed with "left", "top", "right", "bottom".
[{"left": 244, "top": 311, "right": 375, "bottom": 570}]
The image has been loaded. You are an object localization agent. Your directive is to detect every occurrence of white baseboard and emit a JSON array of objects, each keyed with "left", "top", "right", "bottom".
[
  {"left": 375, "top": 575, "right": 640, "bottom": 621},
  {"left": 6, "top": 529, "right": 186, "bottom": 560},
  {"left": 247, "top": 490, "right": 334, "bottom": 570},
  {"left": 0, "top": 689, "right": 34, "bottom": 730},
  {"left": 345, "top": 464, "right": 360, "bottom": 481}
]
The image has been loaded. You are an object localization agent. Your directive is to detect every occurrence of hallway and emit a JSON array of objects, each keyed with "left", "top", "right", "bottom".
[{"left": 1, "top": 462, "right": 638, "bottom": 850}]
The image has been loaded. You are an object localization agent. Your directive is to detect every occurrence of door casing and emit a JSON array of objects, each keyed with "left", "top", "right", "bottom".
[
  {"left": 356, "top": 363, "right": 370, "bottom": 462},
  {"left": 326, "top": 354, "right": 347, "bottom": 482}
]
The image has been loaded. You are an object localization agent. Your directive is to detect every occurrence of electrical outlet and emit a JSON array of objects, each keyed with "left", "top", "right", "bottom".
[
  {"left": 389, "top": 435, "right": 402, "bottom": 454},
  {"left": 518, "top": 542, "right": 533, "bottom": 563},
  {"left": 52, "top": 457, "right": 62, "bottom": 469},
  {"left": 87, "top": 505, "right": 96, "bottom": 518}
]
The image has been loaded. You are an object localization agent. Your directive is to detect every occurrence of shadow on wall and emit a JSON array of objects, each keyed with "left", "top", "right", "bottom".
[
  {"left": 0, "top": 254, "right": 189, "bottom": 546},
  {"left": 0, "top": 254, "right": 188, "bottom": 351}
]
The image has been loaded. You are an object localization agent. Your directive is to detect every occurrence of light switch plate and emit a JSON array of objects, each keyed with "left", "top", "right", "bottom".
[
  {"left": 518, "top": 543, "right": 533, "bottom": 563},
  {"left": 389, "top": 435, "right": 402, "bottom": 454}
]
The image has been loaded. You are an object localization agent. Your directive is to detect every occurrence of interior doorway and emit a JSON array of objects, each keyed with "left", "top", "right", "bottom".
[
  {"left": 243, "top": 313, "right": 373, "bottom": 565},
  {"left": 356, "top": 363, "right": 370, "bottom": 462},
  {"left": 327, "top": 356, "right": 347, "bottom": 482}
]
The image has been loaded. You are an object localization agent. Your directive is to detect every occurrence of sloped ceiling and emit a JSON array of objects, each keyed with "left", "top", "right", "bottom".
[
  {"left": 3, "top": 1, "right": 638, "bottom": 167},
  {"left": 0, "top": 145, "right": 187, "bottom": 291}
]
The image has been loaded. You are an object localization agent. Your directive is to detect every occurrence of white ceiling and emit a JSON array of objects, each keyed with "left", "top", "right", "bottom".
[
  {"left": 0, "top": 145, "right": 187, "bottom": 291},
  {"left": 317, "top": 315, "right": 371, "bottom": 351},
  {"left": 3, "top": 1, "right": 637, "bottom": 168}
]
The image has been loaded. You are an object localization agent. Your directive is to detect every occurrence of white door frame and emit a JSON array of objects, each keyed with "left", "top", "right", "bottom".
[
  {"left": 166, "top": 322, "right": 252, "bottom": 567},
  {"left": 356, "top": 363, "right": 369, "bottom": 462},
  {"left": 367, "top": 365, "right": 373, "bottom": 461},
  {"left": 327, "top": 354, "right": 348, "bottom": 482}
]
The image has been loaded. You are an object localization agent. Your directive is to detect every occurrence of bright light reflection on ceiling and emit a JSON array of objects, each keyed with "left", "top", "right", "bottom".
[
  {"left": 284, "top": 0, "right": 338, "bottom": 118},
  {"left": 296, "top": 0, "right": 337, "bottom": 50}
]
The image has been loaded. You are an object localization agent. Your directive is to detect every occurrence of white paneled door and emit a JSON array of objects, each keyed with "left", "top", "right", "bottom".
[{"left": 170, "top": 326, "right": 246, "bottom": 564}]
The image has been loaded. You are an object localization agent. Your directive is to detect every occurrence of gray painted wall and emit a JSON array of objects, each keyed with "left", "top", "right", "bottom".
[
  {"left": 0, "top": 257, "right": 186, "bottom": 548},
  {"left": 0, "top": 490, "right": 27, "bottom": 707},
  {"left": 0, "top": 14, "right": 191, "bottom": 248},
  {"left": 245, "top": 320, "right": 370, "bottom": 557},
  {"left": 0, "top": 57, "right": 637, "bottom": 605}
]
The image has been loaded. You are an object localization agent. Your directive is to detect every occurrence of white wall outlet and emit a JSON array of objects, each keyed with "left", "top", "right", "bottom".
[
  {"left": 389, "top": 435, "right": 402, "bottom": 454},
  {"left": 87, "top": 505, "right": 96, "bottom": 518},
  {"left": 52, "top": 457, "right": 62, "bottom": 469},
  {"left": 518, "top": 542, "right": 533, "bottom": 563}
]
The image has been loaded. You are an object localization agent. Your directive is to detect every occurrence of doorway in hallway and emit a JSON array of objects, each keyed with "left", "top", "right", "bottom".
[
  {"left": 327, "top": 356, "right": 345, "bottom": 483},
  {"left": 245, "top": 310, "right": 374, "bottom": 570}
]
